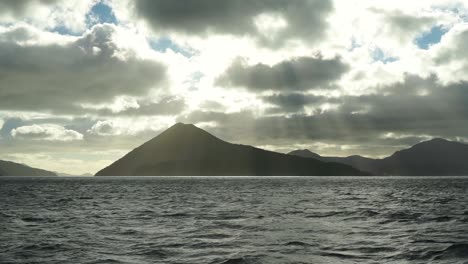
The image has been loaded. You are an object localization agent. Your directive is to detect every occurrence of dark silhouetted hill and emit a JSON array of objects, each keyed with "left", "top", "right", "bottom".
[
  {"left": 289, "top": 138, "right": 468, "bottom": 176},
  {"left": 0, "top": 160, "right": 57, "bottom": 176},
  {"left": 96, "top": 123, "right": 367, "bottom": 176}
]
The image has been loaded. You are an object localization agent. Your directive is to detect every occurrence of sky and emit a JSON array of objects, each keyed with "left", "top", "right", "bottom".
[{"left": 1, "top": 0, "right": 468, "bottom": 175}]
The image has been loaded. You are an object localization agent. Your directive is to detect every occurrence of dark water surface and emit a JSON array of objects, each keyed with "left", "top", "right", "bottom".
[{"left": 1, "top": 177, "right": 468, "bottom": 264}]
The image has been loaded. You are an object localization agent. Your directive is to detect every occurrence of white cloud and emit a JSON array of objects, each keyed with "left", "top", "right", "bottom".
[
  {"left": 381, "top": 132, "right": 435, "bottom": 141},
  {"left": 11, "top": 124, "right": 83, "bottom": 141},
  {"left": 0, "top": 0, "right": 98, "bottom": 33},
  {"left": 87, "top": 116, "right": 175, "bottom": 136},
  {"left": 87, "top": 120, "right": 118, "bottom": 136},
  {"left": 0, "top": 23, "right": 75, "bottom": 45},
  {"left": 80, "top": 96, "right": 140, "bottom": 113}
]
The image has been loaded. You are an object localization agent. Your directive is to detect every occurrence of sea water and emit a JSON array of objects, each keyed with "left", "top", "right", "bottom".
[{"left": 1, "top": 176, "right": 468, "bottom": 264}]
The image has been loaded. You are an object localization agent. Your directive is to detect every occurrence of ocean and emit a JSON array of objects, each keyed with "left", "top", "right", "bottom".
[{"left": 1, "top": 176, "right": 468, "bottom": 264}]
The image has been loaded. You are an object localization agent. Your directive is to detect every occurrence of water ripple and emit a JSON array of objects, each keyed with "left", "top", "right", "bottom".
[{"left": 1, "top": 176, "right": 468, "bottom": 264}]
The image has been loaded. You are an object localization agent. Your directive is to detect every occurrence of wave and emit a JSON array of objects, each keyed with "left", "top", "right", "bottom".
[
  {"left": 433, "top": 243, "right": 468, "bottom": 260},
  {"left": 284, "top": 241, "right": 312, "bottom": 247}
]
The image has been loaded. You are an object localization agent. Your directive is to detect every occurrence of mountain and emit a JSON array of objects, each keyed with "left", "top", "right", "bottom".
[
  {"left": 96, "top": 123, "right": 367, "bottom": 176},
  {"left": 289, "top": 138, "right": 468, "bottom": 176},
  {"left": 378, "top": 138, "right": 468, "bottom": 176},
  {"left": 0, "top": 160, "right": 57, "bottom": 176},
  {"left": 288, "top": 150, "right": 379, "bottom": 174}
]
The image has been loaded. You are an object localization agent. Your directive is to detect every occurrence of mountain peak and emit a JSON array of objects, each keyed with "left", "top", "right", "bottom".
[
  {"left": 155, "top": 123, "right": 222, "bottom": 144},
  {"left": 290, "top": 149, "right": 312, "bottom": 154},
  {"left": 407, "top": 138, "right": 462, "bottom": 151},
  {"left": 167, "top": 122, "right": 198, "bottom": 131},
  {"left": 424, "top": 138, "right": 450, "bottom": 144},
  {"left": 381, "top": 137, "right": 468, "bottom": 175},
  {"left": 96, "top": 124, "right": 366, "bottom": 176},
  {"left": 289, "top": 149, "right": 322, "bottom": 158}
]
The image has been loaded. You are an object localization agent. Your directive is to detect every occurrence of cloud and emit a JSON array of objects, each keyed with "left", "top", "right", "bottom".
[
  {"left": 262, "top": 93, "right": 334, "bottom": 114},
  {"left": 217, "top": 56, "right": 349, "bottom": 92},
  {"left": 0, "top": 0, "right": 96, "bottom": 32},
  {"left": 1, "top": 0, "right": 468, "bottom": 173},
  {"left": 432, "top": 24, "right": 468, "bottom": 83},
  {"left": 0, "top": 0, "right": 59, "bottom": 16},
  {"left": 0, "top": 24, "right": 166, "bottom": 113},
  {"left": 384, "top": 10, "right": 436, "bottom": 39},
  {"left": 11, "top": 124, "right": 83, "bottom": 141},
  {"left": 83, "top": 96, "right": 186, "bottom": 116},
  {"left": 130, "top": 0, "right": 333, "bottom": 47},
  {"left": 87, "top": 120, "right": 116, "bottom": 136},
  {"left": 87, "top": 116, "right": 175, "bottom": 136},
  {"left": 178, "top": 74, "right": 468, "bottom": 156}
]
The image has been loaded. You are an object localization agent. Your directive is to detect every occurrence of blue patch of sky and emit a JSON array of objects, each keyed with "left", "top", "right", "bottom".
[
  {"left": 372, "top": 48, "right": 398, "bottom": 64},
  {"left": 0, "top": 119, "right": 24, "bottom": 140},
  {"left": 415, "top": 25, "right": 449, "bottom": 50},
  {"left": 185, "top": 71, "right": 204, "bottom": 91},
  {"left": 50, "top": 1, "right": 117, "bottom": 36},
  {"left": 86, "top": 1, "right": 117, "bottom": 27},
  {"left": 349, "top": 37, "right": 360, "bottom": 51},
  {"left": 150, "top": 37, "right": 194, "bottom": 58}
]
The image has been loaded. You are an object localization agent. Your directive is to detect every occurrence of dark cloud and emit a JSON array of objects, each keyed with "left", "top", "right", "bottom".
[
  {"left": 341, "top": 75, "right": 468, "bottom": 124},
  {"left": 434, "top": 26, "right": 468, "bottom": 64},
  {"left": 217, "top": 56, "right": 349, "bottom": 92},
  {"left": 133, "top": 0, "right": 333, "bottom": 46},
  {"left": 3, "top": 74, "right": 466, "bottom": 161},
  {"left": 0, "top": 24, "right": 167, "bottom": 113},
  {"left": 0, "top": 0, "right": 58, "bottom": 16},
  {"left": 387, "top": 12, "right": 435, "bottom": 34},
  {"left": 0, "top": 26, "right": 38, "bottom": 42},
  {"left": 369, "top": 8, "right": 436, "bottom": 42},
  {"left": 179, "top": 74, "right": 468, "bottom": 155}
]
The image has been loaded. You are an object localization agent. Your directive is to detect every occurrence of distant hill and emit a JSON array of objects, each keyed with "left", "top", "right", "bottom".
[
  {"left": 0, "top": 160, "right": 57, "bottom": 176},
  {"left": 96, "top": 123, "right": 367, "bottom": 176},
  {"left": 288, "top": 150, "right": 379, "bottom": 174},
  {"left": 289, "top": 138, "right": 468, "bottom": 176}
]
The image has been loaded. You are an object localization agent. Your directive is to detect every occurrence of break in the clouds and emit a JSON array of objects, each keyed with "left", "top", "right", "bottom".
[{"left": 1, "top": 0, "right": 468, "bottom": 174}]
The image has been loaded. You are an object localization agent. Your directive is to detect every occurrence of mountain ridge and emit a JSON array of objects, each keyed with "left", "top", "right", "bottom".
[
  {"left": 96, "top": 123, "right": 368, "bottom": 176},
  {"left": 0, "top": 160, "right": 57, "bottom": 176},
  {"left": 289, "top": 138, "right": 468, "bottom": 176}
]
